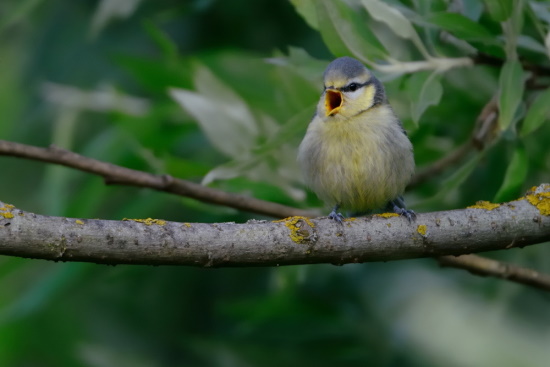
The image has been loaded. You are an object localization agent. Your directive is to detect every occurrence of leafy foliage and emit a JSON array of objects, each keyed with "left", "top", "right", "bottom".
[{"left": 1, "top": 0, "right": 550, "bottom": 366}]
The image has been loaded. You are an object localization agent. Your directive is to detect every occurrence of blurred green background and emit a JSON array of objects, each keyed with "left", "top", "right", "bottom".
[{"left": 1, "top": 0, "right": 550, "bottom": 366}]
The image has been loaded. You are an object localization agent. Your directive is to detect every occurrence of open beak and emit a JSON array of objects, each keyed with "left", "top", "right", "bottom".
[{"left": 325, "top": 89, "right": 343, "bottom": 116}]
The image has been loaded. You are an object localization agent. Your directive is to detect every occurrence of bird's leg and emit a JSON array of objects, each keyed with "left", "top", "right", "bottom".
[
  {"left": 388, "top": 196, "right": 416, "bottom": 222},
  {"left": 328, "top": 204, "right": 345, "bottom": 224}
]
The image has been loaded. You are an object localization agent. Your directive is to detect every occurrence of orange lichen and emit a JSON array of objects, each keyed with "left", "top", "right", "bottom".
[
  {"left": 467, "top": 201, "right": 501, "bottom": 210},
  {"left": 75, "top": 220, "right": 84, "bottom": 225},
  {"left": 183, "top": 223, "right": 192, "bottom": 228}
]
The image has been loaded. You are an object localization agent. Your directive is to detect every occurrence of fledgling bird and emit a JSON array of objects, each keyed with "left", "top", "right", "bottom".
[{"left": 298, "top": 56, "right": 415, "bottom": 222}]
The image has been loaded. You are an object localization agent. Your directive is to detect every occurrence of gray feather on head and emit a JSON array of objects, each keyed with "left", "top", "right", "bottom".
[{"left": 323, "top": 56, "right": 369, "bottom": 80}]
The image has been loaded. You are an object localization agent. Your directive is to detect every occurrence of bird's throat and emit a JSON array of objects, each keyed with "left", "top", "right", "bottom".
[{"left": 325, "top": 90, "right": 342, "bottom": 116}]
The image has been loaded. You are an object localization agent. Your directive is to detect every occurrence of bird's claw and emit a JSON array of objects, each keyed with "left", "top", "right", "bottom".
[
  {"left": 393, "top": 207, "right": 416, "bottom": 223},
  {"left": 328, "top": 210, "right": 345, "bottom": 224}
]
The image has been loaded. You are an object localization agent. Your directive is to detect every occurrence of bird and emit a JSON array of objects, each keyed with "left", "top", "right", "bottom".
[{"left": 297, "top": 56, "right": 415, "bottom": 223}]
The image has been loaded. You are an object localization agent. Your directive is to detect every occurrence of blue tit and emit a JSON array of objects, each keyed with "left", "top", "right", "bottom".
[{"left": 298, "top": 56, "right": 415, "bottom": 222}]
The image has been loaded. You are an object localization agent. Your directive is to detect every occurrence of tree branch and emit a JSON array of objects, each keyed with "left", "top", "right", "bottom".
[
  {"left": 409, "top": 96, "right": 498, "bottom": 188},
  {"left": 473, "top": 52, "right": 550, "bottom": 77},
  {"left": 0, "top": 189, "right": 549, "bottom": 268},
  {"left": 0, "top": 140, "right": 314, "bottom": 218},
  {"left": 438, "top": 254, "right": 550, "bottom": 292},
  {"left": 409, "top": 141, "right": 473, "bottom": 188}
]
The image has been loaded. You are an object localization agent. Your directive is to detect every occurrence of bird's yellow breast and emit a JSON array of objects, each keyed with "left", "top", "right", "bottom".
[{"left": 298, "top": 105, "right": 414, "bottom": 212}]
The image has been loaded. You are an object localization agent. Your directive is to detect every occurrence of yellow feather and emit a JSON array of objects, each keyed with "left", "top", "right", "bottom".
[{"left": 298, "top": 104, "right": 414, "bottom": 212}]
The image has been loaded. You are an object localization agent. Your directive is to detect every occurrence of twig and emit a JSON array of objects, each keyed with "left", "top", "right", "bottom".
[
  {"left": 0, "top": 140, "right": 315, "bottom": 219},
  {"left": 408, "top": 141, "right": 473, "bottom": 188},
  {"left": 372, "top": 57, "right": 473, "bottom": 74},
  {"left": 473, "top": 52, "right": 550, "bottom": 77},
  {"left": 409, "top": 97, "right": 498, "bottom": 188},
  {"left": 439, "top": 254, "right": 550, "bottom": 292}
]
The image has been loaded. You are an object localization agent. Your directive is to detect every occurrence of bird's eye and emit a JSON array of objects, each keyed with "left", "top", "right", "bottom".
[{"left": 347, "top": 83, "right": 358, "bottom": 92}]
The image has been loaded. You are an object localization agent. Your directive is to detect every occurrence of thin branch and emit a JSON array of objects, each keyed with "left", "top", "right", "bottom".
[
  {"left": 438, "top": 254, "right": 550, "bottom": 292},
  {"left": 473, "top": 52, "right": 550, "bottom": 77},
  {"left": 409, "top": 141, "right": 473, "bottom": 188},
  {"left": 0, "top": 140, "right": 314, "bottom": 219},
  {"left": 409, "top": 96, "right": 498, "bottom": 188},
  {"left": 372, "top": 57, "right": 473, "bottom": 74},
  {"left": 0, "top": 192, "right": 549, "bottom": 268}
]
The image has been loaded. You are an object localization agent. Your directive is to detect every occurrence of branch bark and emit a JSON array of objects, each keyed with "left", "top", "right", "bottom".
[
  {"left": 0, "top": 140, "right": 313, "bottom": 218},
  {"left": 438, "top": 254, "right": 550, "bottom": 291},
  {"left": 0, "top": 191, "right": 549, "bottom": 267}
]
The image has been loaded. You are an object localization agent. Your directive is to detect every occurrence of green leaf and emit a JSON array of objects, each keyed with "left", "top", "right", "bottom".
[
  {"left": 462, "top": 0, "right": 485, "bottom": 20},
  {"left": 316, "top": 0, "right": 388, "bottom": 61},
  {"left": 494, "top": 145, "right": 528, "bottom": 202},
  {"left": 521, "top": 88, "right": 550, "bottom": 136},
  {"left": 406, "top": 71, "right": 443, "bottom": 126},
  {"left": 529, "top": 1, "right": 550, "bottom": 24},
  {"left": 498, "top": 60, "right": 524, "bottom": 130},
  {"left": 0, "top": 0, "right": 44, "bottom": 33},
  {"left": 442, "top": 153, "right": 483, "bottom": 194},
  {"left": 143, "top": 20, "right": 178, "bottom": 60},
  {"left": 170, "top": 64, "right": 259, "bottom": 158},
  {"left": 116, "top": 55, "right": 191, "bottom": 94},
  {"left": 90, "top": 0, "right": 142, "bottom": 36},
  {"left": 0, "top": 264, "right": 87, "bottom": 323},
  {"left": 315, "top": 1, "right": 349, "bottom": 57},
  {"left": 516, "top": 35, "right": 547, "bottom": 54},
  {"left": 426, "top": 12, "right": 498, "bottom": 43},
  {"left": 289, "top": 0, "right": 318, "bottom": 30},
  {"left": 416, "top": 153, "right": 484, "bottom": 209},
  {"left": 483, "top": 0, "right": 514, "bottom": 21},
  {"left": 362, "top": 0, "right": 430, "bottom": 58},
  {"left": 361, "top": 0, "right": 418, "bottom": 40},
  {"left": 267, "top": 47, "right": 327, "bottom": 83}
]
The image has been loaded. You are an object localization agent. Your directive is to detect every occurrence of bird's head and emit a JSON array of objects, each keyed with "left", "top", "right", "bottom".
[{"left": 319, "top": 56, "right": 386, "bottom": 121}]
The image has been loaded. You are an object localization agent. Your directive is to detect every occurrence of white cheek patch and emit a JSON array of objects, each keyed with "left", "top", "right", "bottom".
[
  {"left": 343, "top": 84, "right": 375, "bottom": 108},
  {"left": 344, "top": 88, "right": 363, "bottom": 100}
]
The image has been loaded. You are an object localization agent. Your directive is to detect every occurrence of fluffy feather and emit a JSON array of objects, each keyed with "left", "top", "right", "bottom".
[{"left": 298, "top": 57, "right": 414, "bottom": 213}]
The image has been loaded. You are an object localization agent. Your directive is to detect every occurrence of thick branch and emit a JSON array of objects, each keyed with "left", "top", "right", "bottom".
[
  {"left": 0, "top": 192, "right": 548, "bottom": 267},
  {"left": 0, "top": 140, "right": 313, "bottom": 218}
]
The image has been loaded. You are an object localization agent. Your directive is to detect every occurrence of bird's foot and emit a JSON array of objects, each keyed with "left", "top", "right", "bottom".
[
  {"left": 388, "top": 197, "right": 416, "bottom": 223},
  {"left": 392, "top": 206, "right": 416, "bottom": 223},
  {"left": 328, "top": 208, "right": 345, "bottom": 224}
]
